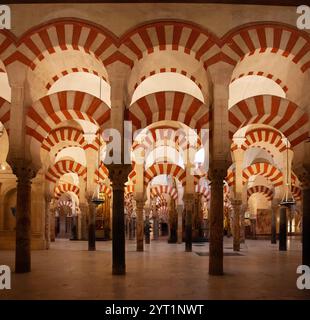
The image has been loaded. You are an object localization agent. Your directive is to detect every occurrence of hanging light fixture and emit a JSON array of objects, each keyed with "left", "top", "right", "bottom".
[{"left": 280, "top": 138, "right": 295, "bottom": 207}]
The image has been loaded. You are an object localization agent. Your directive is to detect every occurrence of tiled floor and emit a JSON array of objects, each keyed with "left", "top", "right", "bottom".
[{"left": 1, "top": 237, "right": 309, "bottom": 300}]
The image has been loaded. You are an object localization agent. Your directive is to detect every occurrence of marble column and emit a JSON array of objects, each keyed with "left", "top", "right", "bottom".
[
  {"left": 87, "top": 199, "right": 96, "bottom": 251},
  {"left": 153, "top": 216, "right": 159, "bottom": 240},
  {"left": 13, "top": 165, "right": 36, "bottom": 273},
  {"left": 168, "top": 200, "right": 177, "bottom": 243},
  {"left": 50, "top": 207, "right": 56, "bottom": 242},
  {"left": 208, "top": 166, "right": 226, "bottom": 276},
  {"left": 184, "top": 194, "right": 193, "bottom": 252},
  {"left": 302, "top": 186, "right": 310, "bottom": 266},
  {"left": 136, "top": 200, "right": 144, "bottom": 252},
  {"left": 279, "top": 206, "right": 287, "bottom": 251},
  {"left": 145, "top": 207, "right": 151, "bottom": 244},
  {"left": 44, "top": 195, "right": 52, "bottom": 249},
  {"left": 107, "top": 164, "right": 131, "bottom": 275},
  {"left": 271, "top": 201, "right": 278, "bottom": 244},
  {"left": 232, "top": 200, "right": 242, "bottom": 252},
  {"left": 240, "top": 206, "right": 245, "bottom": 244},
  {"left": 177, "top": 205, "right": 183, "bottom": 244}
]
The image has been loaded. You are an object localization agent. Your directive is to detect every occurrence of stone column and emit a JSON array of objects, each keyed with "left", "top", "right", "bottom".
[
  {"left": 177, "top": 204, "right": 184, "bottom": 244},
  {"left": 13, "top": 164, "right": 36, "bottom": 273},
  {"left": 208, "top": 166, "right": 226, "bottom": 276},
  {"left": 168, "top": 199, "right": 177, "bottom": 243},
  {"left": 240, "top": 205, "right": 245, "bottom": 244},
  {"left": 107, "top": 164, "right": 131, "bottom": 275},
  {"left": 279, "top": 206, "right": 287, "bottom": 251},
  {"left": 87, "top": 199, "right": 96, "bottom": 251},
  {"left": 302, "top": 185, "right": 310, "bottom": 266},
  {"left": 136, "top": 200, "right": 144, "bottom": 252},
  {"left": 184, "top": 194, "right": 194, "bottom": 252},
  {"left": 44, "top": 195, "right": 52, "bottom": 249},
  {"left": 145, "top": 207, "right": 151, "bottom": 244},
  {"left": 232, "top": 200, "right": 242, "bottom": 251},
  {"left": 50, "top": 206, "right": 56, "bottom": 242},
  {"left": 271, "top": 200, "right": 278, "bottom": 244}
]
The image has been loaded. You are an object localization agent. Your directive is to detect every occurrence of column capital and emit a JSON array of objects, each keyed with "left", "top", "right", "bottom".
[
  {"left": 11, "top": 161, "right": 37, "bottom": 182},
  {"left": 295, "top": 167, "right": 310, "bottom": 190},
  {"left": 106, "top": 164, "right": 132, "bottom": 191},
  {"left": 208, "top": 165, "right": 227, "bottom": 183}
]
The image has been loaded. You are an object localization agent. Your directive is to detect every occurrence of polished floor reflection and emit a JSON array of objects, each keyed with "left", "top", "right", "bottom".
[{"left": 0, "top": 238, "right": 309, "bottom": 300}]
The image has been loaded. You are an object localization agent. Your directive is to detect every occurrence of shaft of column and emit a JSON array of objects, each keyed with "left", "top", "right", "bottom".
[
  {"left": 44, "top": 196, "right": 52, "bottom": 249},
  {"left": 136, "top": 200, "right": 144, "bottom": 251},
  {"left": 145, "top": 211, "right": 150, "bottom": 244},
  {"left": 153, "top": 216, "right": 159, "bottom": 240},
  {"left": 177, "top": 205, "right": 183, "bottom": 244},
  {"left": 271, "top": 204, "right": 277, "bottom": 244},
  {"left": 232, "top": 200, "right": 241, "bottom": 252},
  {"left": 279, "top": 206, "right": 287, "bottom": 251},
  {"left": 112, "top": 189, "right": 126, "bottom": 274},
  {"left": 184, "top": 195, "right": 193, "bottom": 252},
  {"left": 87, "top": 200, "right": 96, "bottom": 251},
  {"left": 302, "top": 187, "right": 310, "bottom": 266},
  {"left": 14, "top": 166, "right": 36, "bottom": 273},
  {"left": 209, "top": 167, "right": 225, "bottom": 276},
  {"left": 107, "top": 164, "right": 131, "bottom": 275},
  {"left": 50, "top": 208, "right": 56, "bottom": 242}
]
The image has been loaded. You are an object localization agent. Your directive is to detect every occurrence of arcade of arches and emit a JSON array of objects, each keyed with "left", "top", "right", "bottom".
[{"left": 0, "top": 3, "right": 310, "bottom": 297}]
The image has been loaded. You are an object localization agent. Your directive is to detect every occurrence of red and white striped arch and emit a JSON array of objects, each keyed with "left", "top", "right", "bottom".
[
  {"left": 57, "top": 200, "right": 73, "bottom": 209},
  {"left": 150, "top": 185, "right": 178, "bottom": 200},
  {"left": 133, "top": 68, "right": 203, "bottom": 92},
  {"left": 222, "top": 24, "right": 310, "bottom": 73},
  {"left": 231, "top": 71, "right": 288, "bottom": 93},
  {"left": 0, "top": 97, "right": 10, "bottom": 133},
  {"left": 45, "top": 159, "right": 87, "bottom": 183},
  {"left": 0, "top": 30, "right": 16, "bottom": 67},
  {"left": 247, "top": 185, "right": 274, "bottom": 201},
  {"left": 132, "top": 127, "right": 202, "bottom": 156},
  {"left": 228, "top": 95, "right": 308, "bottom": 147},
  {"left": 242, "top": 163, "right": 283, "bottom": 187},
  {"left": 26, "top": 91, "right": 110, "bottom": 165},
  {"left": 119, "top": 21, "right": 220, "bottom": 70},
  {"left": 195, "top": 185, "right": 210, "bottom": 199},
  {"left": 100, "top": 184, "right": 112, "bottom": 197},
  {"left": 144, "top": 163, "right": 186, "bottom": 186},
  {"left": 94, "top": 162, "right": 109, "bottom": 181},
  {"left": 125, "top": 184, "right": 135, "bottom": 194},
  {"left": 127, "top": 92, "right": 210, "bottom": 131},
  {"left": 54, "top": 183, "right": 80, "bottom": 199},
  {"left": 231, "top": 127, "right": 287, "bottom": 153},
  {"left": 8, "top": 20, "right": 119, "bottom": 71},
  {"left": 46, "top": 67, "right": 109, "bottom": 91}
]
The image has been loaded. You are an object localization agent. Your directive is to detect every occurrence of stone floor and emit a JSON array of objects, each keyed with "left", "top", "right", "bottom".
[{"left": 0, "top": 237, "right": 309, "bottom": 300}]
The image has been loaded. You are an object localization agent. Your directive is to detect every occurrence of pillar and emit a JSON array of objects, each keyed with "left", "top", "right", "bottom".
[
  {"left": 240, "top": 205, "right": 245, "bottom": 244},
  {"left": 271, "top": 200, "right": 278, "bottom": 244},
  {"left": 145, "top": 207, "right": 150, "bottom": 244},
  {"left": 87, "top": 199, "right": 96, "bottom": 251},
  {"left": 107, "top": 164, "right": 131, "bottom": 275},
  {"left": 208, "top": 166, "right": 226, "bottom": 275},
  {"left": 44, "top": 195, "right": 52, "bottom": 249},
  {"left": 184, "top": 194, "right": 193, "bottom": 252},
  {"left": 168, "top": 199, "right": 177, "bottom": 243},
  {"left": 177, "top": 204, "right": 183, "bottom": 244},
  {"left": 50, "top": 207, "right": 56, "bottom": 242},
  {"left": 279, "top": 206, "right": 287, "bottom": 251},
  {"left": 136, "top": 200, "right": 144, "bottom": 251},
  {"left": 232, "top": 200, "right": 241, "bottom": 251},
  {"left": 302, "top": 186, "right": 310, "bottom": 266},
  {"left": 13, "top": 165, "right": 36, "bottom": 273}
]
